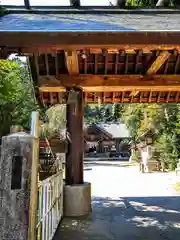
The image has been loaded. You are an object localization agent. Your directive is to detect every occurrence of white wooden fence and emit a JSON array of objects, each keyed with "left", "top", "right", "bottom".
[{"left": 36, "top": 170, "right": 63, "bottom": 240}]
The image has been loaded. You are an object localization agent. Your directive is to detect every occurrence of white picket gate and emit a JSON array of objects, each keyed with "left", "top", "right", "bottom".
[{"left": 36, "top": 170, "right": 63, "bottom": 240}]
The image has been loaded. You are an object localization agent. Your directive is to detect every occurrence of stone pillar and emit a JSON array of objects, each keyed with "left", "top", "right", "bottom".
[
  {"left": 0, "top": 132, "right": 35, "bottom": 240},
  {"left": 64, "top": 88, "right": 91, "bottom": 217}
]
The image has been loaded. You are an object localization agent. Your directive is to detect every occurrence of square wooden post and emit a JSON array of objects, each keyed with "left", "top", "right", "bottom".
[{"left": 66, "top": 88, "right": 84, "bottom": 185}]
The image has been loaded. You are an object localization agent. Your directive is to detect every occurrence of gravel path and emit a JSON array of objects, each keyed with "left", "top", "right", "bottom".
[{"left": 54, "top": 164, "right": 180, "bottom": 240}]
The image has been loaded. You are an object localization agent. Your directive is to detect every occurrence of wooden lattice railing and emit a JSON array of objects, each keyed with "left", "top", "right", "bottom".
[{"left": 36, "top": 170, "right": 64, "bottom": 240}]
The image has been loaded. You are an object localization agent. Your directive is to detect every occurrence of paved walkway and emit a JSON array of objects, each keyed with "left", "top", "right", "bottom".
[{"left": 55, "top": 164, "right": 180, "bottom": 240}]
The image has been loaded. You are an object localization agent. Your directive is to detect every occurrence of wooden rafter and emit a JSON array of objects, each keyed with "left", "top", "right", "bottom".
[
  {"left": 147, "top": 51, "right": 170, "bottom": 74},
  {"left": 45, "top": 54, "right": 49, "bottom": 75},
  {"left": 121, "top": 92, "right": 125, "bottom": 102},
  {"left": 55, "top": 52, "right": 59, "bottom": 76},
  {"left": 65, "top": 50, "right": 79, "bottom": 75},
  {"left": 157, "top": 92, "right": 161, "bottom": 103},
  {"left": 166, "top": 92, "right": 171, "bottom": 102},
  {"left": 94, "top": 54, "right": 98, "bottom": 74},
  {"left": 148, "top": 91, "right": 152, "bottom": 103},
  {"left": 140, "top": 92, "right": 143, "bottom": 103},
  {"left": 135, "top": 50, "right": 141, "bottom": 73},
  {"left": 129, "top": 91, "right": 139, "bottom": 97},
  {"left": 34, "top": 54, "right": 39, "bottom": 77},
  {"left": 175, "top": 49, "right": 180, "bottom": 74},
  {"left": 115, "top": 53, "right": 118, "bottom": 74},
  {"left": 176, "top": 92, "right": 180, "bottom": 102}
]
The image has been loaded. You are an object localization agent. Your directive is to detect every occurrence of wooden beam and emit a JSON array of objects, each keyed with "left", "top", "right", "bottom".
[
  {"left": 125, "top": 49, "right": 136, "bottom": 54},
  {"left": 5, "top": 45, "right": 180, "bottom": 55},
  {"left": 1, "top": 32, "right": 180, "bottom": 50},
  {"left": 146, "top": 51, "right": 170, "bottom": 74},
  {"left": 65, "top": 50, "right": 79, "bottom": 75},
  {"left": 38, "top": 74, "right": 180, "bottom": 92},
  {"left": 142, "top": 48, "right": 152, "bottom": 54},
  {"left": 129, "top": 91, "right": 139, "bottom": 97}
]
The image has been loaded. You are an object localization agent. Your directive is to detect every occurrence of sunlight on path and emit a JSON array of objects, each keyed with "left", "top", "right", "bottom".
[
  {"left": 84, "top": 165, "right": 179, "bottom": 198},
  {"left": 55, "top": 165, "right": 180, "bottom": 240}
]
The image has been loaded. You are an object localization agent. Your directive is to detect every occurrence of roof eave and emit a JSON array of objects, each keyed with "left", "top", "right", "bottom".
[{"left": 1, "top": 31, "right": 180, "bottom": 51}]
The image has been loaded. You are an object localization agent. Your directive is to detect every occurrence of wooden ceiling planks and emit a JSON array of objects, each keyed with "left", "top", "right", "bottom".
[
  {"left": 26, "top": 48, "right": 180, "bottom": 105},
  {"left": 29, "top": 49, "right": 180, "bottom": 77}
]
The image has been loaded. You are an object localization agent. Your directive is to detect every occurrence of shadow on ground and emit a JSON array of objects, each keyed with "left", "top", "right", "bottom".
[{"left": 54, "top": 196, "right": 180, "bottom": 240}]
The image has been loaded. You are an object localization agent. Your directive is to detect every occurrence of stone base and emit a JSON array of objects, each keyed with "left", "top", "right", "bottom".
[{"left": 63, "top": 182, "right": 91, "bottom": 217}]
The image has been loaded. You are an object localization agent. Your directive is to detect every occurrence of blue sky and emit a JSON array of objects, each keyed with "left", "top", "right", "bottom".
[{"left": 1, "top": 0, "right": 116, "bottom": 6}]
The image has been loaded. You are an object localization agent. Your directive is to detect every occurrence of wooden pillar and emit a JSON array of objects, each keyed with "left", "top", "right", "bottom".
[{"left": 66, "top": 88, "right": 84, "bottom": 185}]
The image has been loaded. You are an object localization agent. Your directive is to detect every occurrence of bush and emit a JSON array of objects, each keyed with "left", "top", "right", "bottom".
[{"left": 153, "top": 134, "right": 178, "bottom": 171}]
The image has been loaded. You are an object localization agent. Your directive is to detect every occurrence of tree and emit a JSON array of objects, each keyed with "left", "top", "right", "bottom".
[
  {"left": 122, "top": 104, "right": 144, "bottom": 142},
  {"left": 104, "top": 106, "right": 113, "bottom": 122},
  {"left": 0, "top": 59, "right": 39, "bottom": 142},
  {"left": 40, "top": 104, "right": 66, "bottom": 140},
  {"left": 113, "top": 103, "right": 124, "bottom": 122},
  {"left": 123, "top": 103, "right": 180, "bottom": 170}
]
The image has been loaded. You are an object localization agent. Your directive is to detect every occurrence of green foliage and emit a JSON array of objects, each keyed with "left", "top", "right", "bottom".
[
  {"left": 174, "top": 182, "right": 180, "bottom": 192},
  {"left": 126, "top": 0, "right": 175, "bottom": 7},
  {"left": 126, "top": 0, "right": 156, "bottom": 7},
  {"left": 0, "top": 6, "right": 8, "bottom": 17},
  {"left": 153, "top": 134, "right": 178, "bottom": 170},
  {"left": 123, "top": 103, "right": 180, "bottom": 171},
  {"left": 113, "top": 103, "right": 124, "bottom": 122},
  {"left": 122, "top": 104, "right": 144, "bottom": 141},
  {"left": 0, "top": 59, "right": 39, "bottom": 139},
  {"left": 84, "top": 103, "right": 124, "bottom": 124},
  {"left": 40, "top": 105, "right": 66, "bottom": 139}
]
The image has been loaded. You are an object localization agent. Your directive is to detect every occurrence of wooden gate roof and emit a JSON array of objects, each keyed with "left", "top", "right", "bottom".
[{"left": 1, "top": 9, "right": 180, "bottom": 104}]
